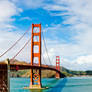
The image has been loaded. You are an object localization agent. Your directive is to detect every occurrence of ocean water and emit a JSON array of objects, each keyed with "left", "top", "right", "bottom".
[{"left": 10, "top": 77, "right": 92, "bottom": 92}]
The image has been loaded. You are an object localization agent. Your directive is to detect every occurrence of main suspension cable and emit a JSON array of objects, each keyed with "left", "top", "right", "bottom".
[
  {"left": 10, "top": 38, "right": 31, "bottom": 62},
  {"left": 0, "top": 25, "right": 31, "bottom": 58}
]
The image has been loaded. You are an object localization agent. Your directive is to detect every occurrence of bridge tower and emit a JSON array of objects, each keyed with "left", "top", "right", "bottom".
[
  {"left": 56, "top": 56, "right": 60, "bottom": 78},
  {"left": 30, "top": 24, "right": 42, "bottom": 88}
]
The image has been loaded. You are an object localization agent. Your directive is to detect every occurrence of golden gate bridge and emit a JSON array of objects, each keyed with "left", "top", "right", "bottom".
[{"left": 0, "top": 24, "right": 63, "bottom": 92}]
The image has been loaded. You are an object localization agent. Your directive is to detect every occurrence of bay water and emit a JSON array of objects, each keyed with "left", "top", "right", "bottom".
[{"left": 10, "top": 77, "right": 92, "bottom": 92}]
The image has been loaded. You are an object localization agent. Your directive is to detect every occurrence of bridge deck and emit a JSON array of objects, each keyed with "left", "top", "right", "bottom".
[
  {"left": 0, "top": 61, "right": 62, "bottom": 91},
  {"left": 0, "top": 62, "right": 60, "bottom": 73}
]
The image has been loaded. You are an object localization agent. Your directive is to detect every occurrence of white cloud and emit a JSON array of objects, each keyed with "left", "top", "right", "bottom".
[
  {"left": 77, "top": 55, "right": 92, "bottom": 65},
  {"left": 0, "top": 0, "right": 22, "bottom": 22},
  {"left": 41, "top": 0, "right": 92, "bottom": 70},
  {"left": 62, "top": 55, "right": 92, "bottom": 71},
  {"left": 44, "top": 4, "right": 69, "bottom": 11},
  {"left": 0, "top": 29, "right": 31, "bottom": 62},
  {"left": 0, "top": 0, "right": 30, "bottom": 62},
  {"left": 12, "top": 0, "right": 45, "bottom": 9},
  {"left": 1, "top": 0, "right": 92, "bottom": 70},
  {"left": 42, "top": 37, "right": 92, "bottom": 70},
  {"left": 19, "top": 17, "right": 31, "bottom": 21},
  {"left": 0, "top": 0, "right": 23, "bottom": 32}
]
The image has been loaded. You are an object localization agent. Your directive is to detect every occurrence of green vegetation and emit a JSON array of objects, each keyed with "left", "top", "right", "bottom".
[
  {"left": 10, "top": 70, "right": 56, "bottom": 78},
  {"left": 11, "top": 67, "right": 92, "bottom": 78}
]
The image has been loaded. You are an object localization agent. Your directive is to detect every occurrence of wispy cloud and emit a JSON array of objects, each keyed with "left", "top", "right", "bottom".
[
  {"left": 1, "top": 0, "right": 92, "bottom": 70},
  {"left": 0, "top": 0, "right": 30, "bottom": 62},
  {"left": 0, "top": 0, "right": 22, "bottom": 23},
  {"left": 42, "top": 0, "right": 92, "bottom": 70},
  {"left": 12, "top": 0, "right": 45, "bottom": 9},
  {"left": 19, "top": 17, "right": 31, "bottom": 21}
]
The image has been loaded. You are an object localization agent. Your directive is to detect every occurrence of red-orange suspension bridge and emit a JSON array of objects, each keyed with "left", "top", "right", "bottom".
[{"left": 0, "top": 24, "right": 63, "bottom": 91}]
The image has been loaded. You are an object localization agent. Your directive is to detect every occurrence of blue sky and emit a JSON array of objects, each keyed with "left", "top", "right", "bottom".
[
  {"left": 0, "top": 0, "right": 92, "bottom": 70},
  {"left": 12, "top": 7, "right": 72, "bottom": 42}
]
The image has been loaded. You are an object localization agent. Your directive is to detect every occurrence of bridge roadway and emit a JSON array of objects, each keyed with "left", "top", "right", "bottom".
[
  {"left": 0, "top": 61, "right": 63, "bottom": 91},
  {"left": 0, "top": 62, "right": 61, "bottom": 74}
]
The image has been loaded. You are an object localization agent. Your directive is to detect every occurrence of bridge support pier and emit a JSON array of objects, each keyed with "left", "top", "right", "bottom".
[
  {"left": 56, "top": 72, "right": 60, "bottom": 79},
  {"left": 29, "top": 69, "right": 42, "bottom": 89},
  {"left": 0, "top": 59, "right": 10, "bottom": 92}
]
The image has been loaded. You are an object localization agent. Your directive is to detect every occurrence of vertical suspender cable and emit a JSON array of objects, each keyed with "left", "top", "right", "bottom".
[{"left": 42, "top": 31, "right": 52, "bottom": 65}]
